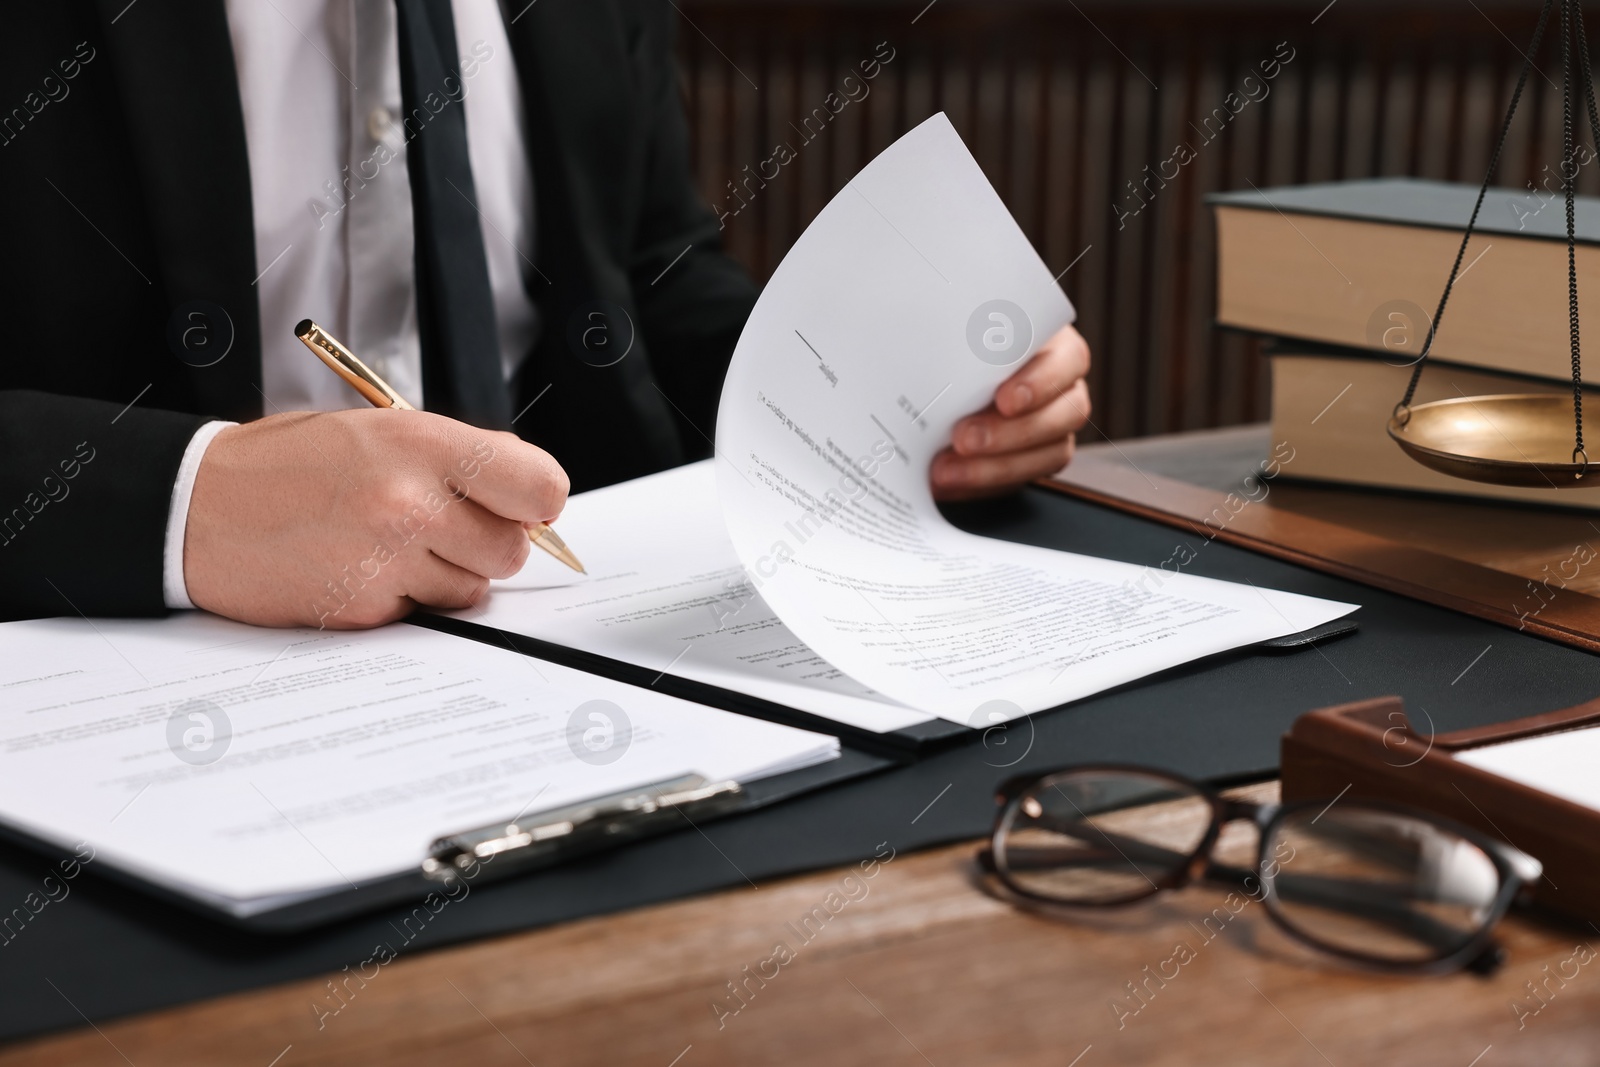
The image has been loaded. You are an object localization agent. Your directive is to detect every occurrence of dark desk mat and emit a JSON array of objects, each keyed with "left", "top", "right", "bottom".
[{"left": 4, "top": 487, "right": 1598, "bottom": 1042}]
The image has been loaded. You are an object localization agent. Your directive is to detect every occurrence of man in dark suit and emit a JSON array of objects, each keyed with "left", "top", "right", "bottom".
[{"left": 0, "top": 0, "right": 1091, "bottom": 628}]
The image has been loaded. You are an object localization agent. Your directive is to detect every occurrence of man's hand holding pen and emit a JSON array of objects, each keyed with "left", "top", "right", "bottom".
[{"left": 184, "top": 409, "right": 569, "bottom": 628}]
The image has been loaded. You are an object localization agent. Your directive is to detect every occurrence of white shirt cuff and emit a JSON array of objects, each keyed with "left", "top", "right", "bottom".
[{"left": 162, "top": 421, "right": 236, "bottom": 611}]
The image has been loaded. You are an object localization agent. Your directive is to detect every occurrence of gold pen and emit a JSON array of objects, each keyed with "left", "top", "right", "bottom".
[{"left": 295, "top": 319, "right": 586, "bottom": 575}]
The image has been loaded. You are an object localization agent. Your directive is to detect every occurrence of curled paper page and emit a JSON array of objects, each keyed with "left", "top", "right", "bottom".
[{"left": 714, "top": 113, "right": 1356, "bottom": 723}]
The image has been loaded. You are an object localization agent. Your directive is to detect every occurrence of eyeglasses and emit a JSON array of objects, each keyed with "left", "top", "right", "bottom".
[{"left": 978, "top": 765, "right": 1543, "bottom": 975}]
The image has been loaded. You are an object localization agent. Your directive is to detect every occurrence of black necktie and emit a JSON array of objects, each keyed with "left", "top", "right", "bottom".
[{"left": 393, "top": 0, "right": 511, "bottom": 429}]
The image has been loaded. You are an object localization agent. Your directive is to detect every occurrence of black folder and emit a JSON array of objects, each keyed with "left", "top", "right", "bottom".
[
  {"left": 412, "top": 612, "right": 969, "bottom": 754},
  {"left": 413, "top": 614, "right": 1357, "bottom": 756}
]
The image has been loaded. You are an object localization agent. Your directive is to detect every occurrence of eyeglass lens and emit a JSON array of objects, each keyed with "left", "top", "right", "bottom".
[
  {"left": 1265, "top": 806, "right": 1503, "bottom": 963},
  {"left": 995, "top": 770, "right": 1213, "bottom": 904}
]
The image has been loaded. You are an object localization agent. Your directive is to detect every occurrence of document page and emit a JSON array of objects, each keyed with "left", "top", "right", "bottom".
[
  {"left": 713, "top": 113, "right": 1357, "bottom": 721},
  {"left": 0, "top": 614, "right": 837, "bottom": 913},
  {"left": 1457, "top": 726, "right": 1600, "bottom": 813},
  {"left": 461, "top": 461, "right": 932, "bottom": 733}
]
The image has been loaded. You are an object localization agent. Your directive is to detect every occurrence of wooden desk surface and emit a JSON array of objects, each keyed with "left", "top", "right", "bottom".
[
  {"left": 8, "top": 430, "right": 1600, "bottom": 1066},
  {"left": 1048, "top": 425, "right": 1600, "bottom": 653},
  {"left": 6, "top": 782, "right": 1596, "bottom": 1066},
  {"left": 1079, "top": 423, "right": 1600, "bottom": 597}
]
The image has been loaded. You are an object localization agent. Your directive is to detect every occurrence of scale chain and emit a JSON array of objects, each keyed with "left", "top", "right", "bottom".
[
  {"left": 1563, "top": 0, "right": 1585, "bottom": 461},
  {"left": 1396, "top": 0, "right": 1552, "bottom": 417},
  {"left": 1572, "top": 1, "right": 1600, "bottom": 460}
]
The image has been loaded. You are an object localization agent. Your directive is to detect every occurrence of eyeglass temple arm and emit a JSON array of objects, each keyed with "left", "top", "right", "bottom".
[
  {"left": 1012, "top": 813, "right": 1508, "bottom": 906},
  {"left": 1169, "top": 857, "right": 1495, "bottom": 961},
  {"left": 1001, "top": 823, "right": 1491, "bottom": 915},
  {"left": 998, "top": 841, "right": 1493, "bottom": 963},
  {"left": 989, "top": 818, "right": 1199, "bottom": 881},
  {"left": 1214, "top": 860, "right": 1505, "bottom": 966},
  {"left": 997, "top": 827, "right": 1501, "bottom": 964}
]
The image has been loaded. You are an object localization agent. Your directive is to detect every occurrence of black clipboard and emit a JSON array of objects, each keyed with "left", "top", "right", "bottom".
[{"left": 0, "top": 747, "right": 891, "bottom": 934}]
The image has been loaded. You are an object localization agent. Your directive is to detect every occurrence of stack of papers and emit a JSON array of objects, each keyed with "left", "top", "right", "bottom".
[
  {"left": 463, "top": 115, "right": 1356, "bottom": 731},
  {"left": 1458, "top": 726, "right": 1600, "bottom": 813},
  {"left": 0, "top": 615, "right": 836, "bottom": 917}
]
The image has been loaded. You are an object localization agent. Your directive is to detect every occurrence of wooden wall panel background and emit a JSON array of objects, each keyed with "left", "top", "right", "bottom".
[{"left": 673, "top": 0, "right": 1594, "bottom": 442}]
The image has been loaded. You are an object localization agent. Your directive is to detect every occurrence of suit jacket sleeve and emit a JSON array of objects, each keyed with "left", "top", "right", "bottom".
[
  {"left": 625, "top": 6, "right": 761, "bottom": 455},
  {"left": 0, "top": 391, "right": 208, "bottom": 622}
]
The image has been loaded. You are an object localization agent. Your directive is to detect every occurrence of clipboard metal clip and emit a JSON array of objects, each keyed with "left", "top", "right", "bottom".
[{"left": 422, "top": 774, "right": 746, "bottom": 883}]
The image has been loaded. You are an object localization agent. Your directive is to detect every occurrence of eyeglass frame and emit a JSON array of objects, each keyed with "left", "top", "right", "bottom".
[{"left": 977, "top": 763, "right": 1544, "bottom": 976}]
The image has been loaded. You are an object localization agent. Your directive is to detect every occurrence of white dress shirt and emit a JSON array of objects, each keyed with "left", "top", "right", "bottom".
[{"left": 163, "top": 0, "right": 539, "bottom": 609}]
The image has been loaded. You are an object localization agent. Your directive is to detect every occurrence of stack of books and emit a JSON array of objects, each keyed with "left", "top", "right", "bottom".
[{"left": 1210, "top": 177, "right": 1600, "bottom": 508}]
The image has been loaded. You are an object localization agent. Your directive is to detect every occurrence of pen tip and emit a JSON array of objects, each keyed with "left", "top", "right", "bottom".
[{"left": 294, "top": 318, "right": 314, "bottom": 337}]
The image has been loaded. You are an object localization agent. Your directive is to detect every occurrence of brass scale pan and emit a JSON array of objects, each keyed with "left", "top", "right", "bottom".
[
  {"left": 1382, "top": 0, "right": 1596, "bottom": 489},
  {"left": 1388, "top": 395, "right": 1590, "bottom": 488}
]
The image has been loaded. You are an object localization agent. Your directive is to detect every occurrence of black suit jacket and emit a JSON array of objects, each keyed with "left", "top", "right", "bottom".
[{"left": 0, "top": 0, "right": 757, "bottom": 621}]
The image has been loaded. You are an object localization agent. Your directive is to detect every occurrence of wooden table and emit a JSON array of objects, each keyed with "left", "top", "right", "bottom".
[
  {"left": 6, "top": 781, "right": 1596, "bottom": 1066},
  {"left": 8, "top": 430, "right": 1600, "bottom": 1066}
]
